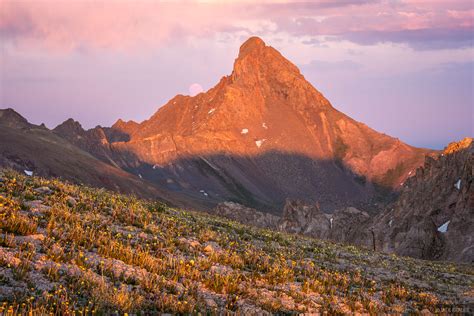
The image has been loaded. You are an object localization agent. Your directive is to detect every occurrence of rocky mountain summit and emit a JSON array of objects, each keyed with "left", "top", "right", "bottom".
[
  {"left": 51, "top": 37, "right": 432, "bottom": 212},
  {"left": 212, "top": 138, "right": 473, "bottom": 263}
]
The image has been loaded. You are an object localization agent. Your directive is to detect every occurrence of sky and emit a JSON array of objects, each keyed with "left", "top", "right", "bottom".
[{"left": 0, "top": 0, "right": 473, "bottom": 149}]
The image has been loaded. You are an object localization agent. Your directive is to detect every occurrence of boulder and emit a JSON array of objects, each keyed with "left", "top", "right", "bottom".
[{"left": 34, "top": 186, "right": 53, "bottom": 195}]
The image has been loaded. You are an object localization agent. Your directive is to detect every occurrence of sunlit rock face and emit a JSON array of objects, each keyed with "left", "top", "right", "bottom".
[{"left": 53, "top": 37, "right": 432, "bottom": 212}]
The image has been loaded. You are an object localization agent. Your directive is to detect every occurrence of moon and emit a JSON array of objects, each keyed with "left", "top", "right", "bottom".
[{"left": 189, "top": 83, "right": 204, "bottom": 96}]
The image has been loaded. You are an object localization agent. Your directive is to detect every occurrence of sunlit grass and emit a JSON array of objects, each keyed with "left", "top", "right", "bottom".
[{"left": 0, "top": 169, "right": 472, "bottom": 314}]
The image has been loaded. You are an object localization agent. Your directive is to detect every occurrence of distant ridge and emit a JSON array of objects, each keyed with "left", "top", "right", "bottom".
[{"left": 0, "top": 108, "right": 188, "bottom": 208}]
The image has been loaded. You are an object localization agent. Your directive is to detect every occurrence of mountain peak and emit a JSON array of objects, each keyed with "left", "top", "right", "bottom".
[
  {"left": 444, "top": 137, "right": 473, "bottom": 155},
  {"left": 232, "top": 36, "right": 300, "bottom": 83},
  {"left": 57, "top": 118, "right": 83, "bottom": 129},
  {"left": 112, "top": 118, "right": 138, "bottom": 130},
  {"left": 54, "top": 118, "right": 85, "bottom": 136},
  {"left": 102, "top": 36, "right": 432, "bottom": 212},
  {"left": 0, "top": 108, "right": 31, "bottom": 128},
  {"left": 238, "top": 36, "right": 266, "bottom": 57}
]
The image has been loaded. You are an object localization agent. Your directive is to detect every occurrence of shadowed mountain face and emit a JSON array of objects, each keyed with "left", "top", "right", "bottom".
[
  {"left": 49, "top": 37, "right": 433, "bottom": 212},
  {"left": 128, "top": 152, "right": 377, "bottom": 213}
]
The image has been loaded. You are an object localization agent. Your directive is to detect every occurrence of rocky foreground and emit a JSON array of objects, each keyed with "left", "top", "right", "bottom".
[{"left": 0, "top": 170, "right": 473, "bottom": 314}]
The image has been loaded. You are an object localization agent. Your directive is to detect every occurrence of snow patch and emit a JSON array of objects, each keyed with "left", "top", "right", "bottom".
[
  {"left": 255, "top": 139, "right": 266, "bottom": 148},
  {"left": 241, "top": 128, "right": 249, "bottom": 135},
  {"left": 208, "top": 108, "right": 215, "bottom": 115},
  {"left": 24, "top": 170, "right": 33, "bottom": 176},
  {"left": 199, "top": 190, "right": 209, "bottom": 197},
  {"left": 389, "top": 219, "right": 393, "bottom": 227},
  {"left": 454, "top": 179, "right": 461, "bottom": 190},
  {"left": 262, "top": 122, "right": 268, "bottom": 129},
  {"left": 437, "top": 220, "right": 450, "bottom": 233}
]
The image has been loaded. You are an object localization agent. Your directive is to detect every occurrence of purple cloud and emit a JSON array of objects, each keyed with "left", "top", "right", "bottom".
[{"left": 0, "top": 0, "right": 472, "bottom": 51}]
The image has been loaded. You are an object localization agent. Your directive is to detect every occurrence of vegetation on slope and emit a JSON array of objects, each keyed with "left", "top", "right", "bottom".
[{"left": 0, "top": 170, "right": 472, "bottom": 314}]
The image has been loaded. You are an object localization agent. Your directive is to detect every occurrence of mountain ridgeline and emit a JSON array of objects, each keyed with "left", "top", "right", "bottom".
[{"left": 49, "top": 37, "right": 431, "bottom": 212}]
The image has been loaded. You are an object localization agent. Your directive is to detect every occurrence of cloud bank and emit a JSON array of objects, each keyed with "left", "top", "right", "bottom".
[{"left": 1, "top": 0, "right": 472, "bottom": 52}]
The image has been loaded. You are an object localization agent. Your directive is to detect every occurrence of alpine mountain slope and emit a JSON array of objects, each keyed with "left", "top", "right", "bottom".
[{"left": 53, "top": 37, "right": 433, "bottom": 212}]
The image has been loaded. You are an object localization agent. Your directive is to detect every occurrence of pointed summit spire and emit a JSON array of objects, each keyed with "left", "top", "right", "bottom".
[
  {"left": 232, "top": 36, "right": 300, "bottom": 83},
  {"left": 238, "top": 36, "right": 266, "bottom": 58}
]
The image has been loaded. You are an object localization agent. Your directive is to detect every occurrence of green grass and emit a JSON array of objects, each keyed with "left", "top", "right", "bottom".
[{"left": 0, "top": 169, "right": 472, "bottom": 314}]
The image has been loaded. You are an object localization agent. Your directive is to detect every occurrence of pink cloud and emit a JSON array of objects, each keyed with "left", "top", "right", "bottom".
[
  {"left": 267, "top": 1, "right": 473, "bottom": 49},
  {"left": 0, "top": 0, "right": 472, "bottom": 52},
  {"left": 0, "top": 1, "right": 250, "bottom": 52}
]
